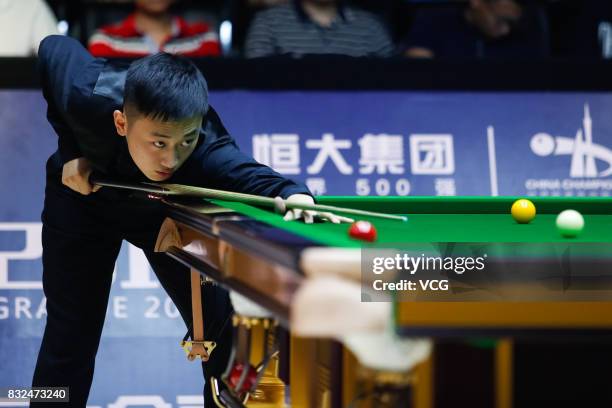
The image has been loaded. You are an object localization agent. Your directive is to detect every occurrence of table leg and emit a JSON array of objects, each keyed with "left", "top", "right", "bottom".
[{"left": 495, "top": 339, "right": 513, "bottom": 408}]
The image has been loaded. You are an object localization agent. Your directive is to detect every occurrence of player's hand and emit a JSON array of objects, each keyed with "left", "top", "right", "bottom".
[
  {"left": 61, "top": 157, "right": 101, "bottom": 195},
  {"left": 467, "top": 0, "right": 521, "bottom": 39},
  {"left": 276, "top": 194, "right": 354, "bottom": 224}
]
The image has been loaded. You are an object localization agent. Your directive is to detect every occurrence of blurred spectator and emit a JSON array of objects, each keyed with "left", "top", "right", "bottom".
[
  {"left": 403, "top": 0, "right": 549, "bottom": 59},
  {"left": 567, "top": 0, "right": 612, "bottom": 59},
  {"left": 0, "top": 0, "right": 59, "bottom": 56},
  {"left": 88, "top": 0, "right": 220, "bottom": 57},
  {"left": 231, "top": 0, "right": 288, "bottom": 56},
  {"left": 244, "top": 0, "right": 393, "bottom": 58}
]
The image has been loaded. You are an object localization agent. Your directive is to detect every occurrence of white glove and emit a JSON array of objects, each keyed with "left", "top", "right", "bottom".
[{"left": 275, "top": 194, "right": 354, "bottom": 224}]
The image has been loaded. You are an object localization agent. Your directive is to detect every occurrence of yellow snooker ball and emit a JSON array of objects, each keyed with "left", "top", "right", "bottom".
[{"left": 511, "top": 199, "right": 536, "bottom": 224}]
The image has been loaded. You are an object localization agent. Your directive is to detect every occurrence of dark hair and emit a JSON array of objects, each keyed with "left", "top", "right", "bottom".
[{"left": 124, "top": 52, "right": 208, "bottom": 121}]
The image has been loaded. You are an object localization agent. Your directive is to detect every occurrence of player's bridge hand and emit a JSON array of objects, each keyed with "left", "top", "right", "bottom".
[
  {"left": 276, "top": 194, "right": 354, "bottom": 224},
  {"left": 61, "top": 157, "right": 102, "bottom": 195}
]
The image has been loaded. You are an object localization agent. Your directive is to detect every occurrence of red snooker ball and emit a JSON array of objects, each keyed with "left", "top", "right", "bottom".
[
  {"left": 348, "top": 221, "right": 377, "bottom": 242},
  {"left": 228, "top": 362, "right": 258, "bottom": 393}
]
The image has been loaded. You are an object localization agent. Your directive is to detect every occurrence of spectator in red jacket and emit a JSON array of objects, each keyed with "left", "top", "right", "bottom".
[{"left": 88, "top": 0, "right": 220, "bottom": 57}]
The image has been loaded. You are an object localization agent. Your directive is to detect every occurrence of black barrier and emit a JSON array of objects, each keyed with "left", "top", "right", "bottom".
[{"left": 4, "top": 55, "right": 612, "bottom": 90}]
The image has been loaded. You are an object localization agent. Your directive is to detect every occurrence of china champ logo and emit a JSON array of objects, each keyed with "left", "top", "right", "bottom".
[{"left": 530, "top": 104, "right": 612, "bottom": 178}]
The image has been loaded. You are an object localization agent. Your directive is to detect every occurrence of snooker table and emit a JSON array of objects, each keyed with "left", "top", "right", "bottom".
[{"left": 149, "top": 193, "right": 612, "bottom": 408}]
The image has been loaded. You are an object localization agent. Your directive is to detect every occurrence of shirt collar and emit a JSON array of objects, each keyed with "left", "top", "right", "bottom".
[
  {"left": 125, "top": 12, "right": 183, "bottom": 38},
  {"left": 293, "top": 0, "right": 347, "bottom": 25}
]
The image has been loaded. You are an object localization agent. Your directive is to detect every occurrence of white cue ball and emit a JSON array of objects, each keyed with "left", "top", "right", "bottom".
[{"left": 555, "top": 209, "right": 584, "bottom": 237}]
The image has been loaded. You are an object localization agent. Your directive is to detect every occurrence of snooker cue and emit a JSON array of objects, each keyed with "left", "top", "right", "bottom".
[{"left": 92, "top": 178, "right": 408, "bottom": 222}]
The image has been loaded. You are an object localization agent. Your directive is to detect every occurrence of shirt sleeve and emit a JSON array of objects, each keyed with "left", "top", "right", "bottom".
[
  {"left": 37, "top": 35, "right": 86, "bottom": 164},
  {"left": 181, "top": 106, "right": 312, "bottom": 199},
  {"left": 368, "top": 14, "right": 394, "bottom": 57},
  {"left": 45, "top": 101, "right": 82, "bottom": 164},
  {"left": 244, "top": 10, "right": 276, "bottom": 58}
]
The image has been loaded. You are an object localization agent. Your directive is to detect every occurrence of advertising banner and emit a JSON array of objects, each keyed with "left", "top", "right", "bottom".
[{"left": 1, "top": 90, "right": 610, "bottom": 407}]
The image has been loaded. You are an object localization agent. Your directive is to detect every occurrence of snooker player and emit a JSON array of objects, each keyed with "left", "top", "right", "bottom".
[{"left": 32, "top": 35, "right": 338, "bottom": 406}]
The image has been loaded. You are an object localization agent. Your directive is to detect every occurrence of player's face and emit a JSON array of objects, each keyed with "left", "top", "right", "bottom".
[{"left": 114, "top": 110, "right": 201, "bottom": 181}]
